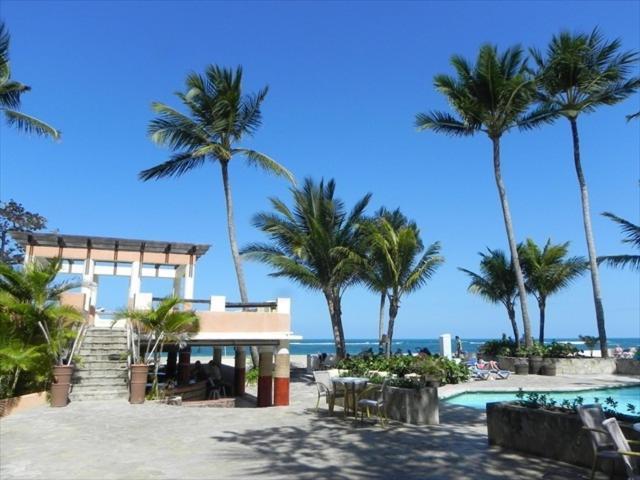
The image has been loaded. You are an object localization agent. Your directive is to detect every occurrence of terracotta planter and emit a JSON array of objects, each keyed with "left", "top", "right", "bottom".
[
  {"left": 129, "top": 364, "right": 149, "bottom": 404},
  {"left": 50, "top": 365, "right": 74, "bottom": 407}
]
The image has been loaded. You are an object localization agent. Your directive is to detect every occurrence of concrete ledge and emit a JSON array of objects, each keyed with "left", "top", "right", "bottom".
[
  {"left": 385, "top": 386, "right": 439, "bottom": 425},
  {"left": 0, "top": 391, "right": 48, "bottom": 418},
  {"left": 487, "top": 402, "right": 639, "bottom": 477},
  {"left": 493, "top": 356, "right": 640, "bottom": 375}
]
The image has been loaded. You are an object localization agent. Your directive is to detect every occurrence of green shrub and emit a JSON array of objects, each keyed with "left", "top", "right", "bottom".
[
  {"left": 545, "top": 341, "right": 578, "bottom": 358},
  {"left": 479, "top": 338, "right": 517, "bottom": 357},
  {"left": 245, "top": 367, "right": 259, "bottom": 385}
]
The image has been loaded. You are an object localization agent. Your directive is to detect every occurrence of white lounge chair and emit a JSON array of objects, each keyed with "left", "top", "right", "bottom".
[{"left": 602, "top": 417, "right": 640, "bottom": 480}]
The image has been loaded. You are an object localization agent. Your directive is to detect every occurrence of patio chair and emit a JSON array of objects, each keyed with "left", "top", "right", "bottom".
[
  {"left": 313, "top": 370, "right": 344, "bottom": 413},
  {"left": 602, "top": 417, "right": 640, "bottom": 480},
  {"left": 577, "top": 404, "right": 621, "bottom": 480},
  {"left": 469, "top": 366, "right": 491, "bottom": 380},
  {"left": 356, "top": 378, "right": 389, "bottom": 426}
]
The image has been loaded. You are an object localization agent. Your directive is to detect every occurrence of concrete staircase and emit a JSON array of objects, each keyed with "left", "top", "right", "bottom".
[{"left": 70, "top": 327, "right": 130, "bottom": 401}]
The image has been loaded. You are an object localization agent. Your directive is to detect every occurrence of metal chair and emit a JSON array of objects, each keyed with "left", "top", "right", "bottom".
[
  {"left": 577, "top": 404, "right": 620, "bottom": 480},
  {"left": 602, "top": 418, "right": 640, "bottom": 480},
  {"left": 313, "top": 370, "right": 344, "bottom": 413},
  {"left": 356, "top": 378, "right": 389, "bottom": 426}
]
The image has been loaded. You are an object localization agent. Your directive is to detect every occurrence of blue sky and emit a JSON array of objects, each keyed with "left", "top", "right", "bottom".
[{"left": 1, "top": 1, "right": 639, "bottom": 340}]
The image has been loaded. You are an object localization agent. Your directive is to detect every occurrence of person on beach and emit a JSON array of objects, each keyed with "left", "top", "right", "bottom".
[{"left": 455, "top": 336, "right": 463, "bottom": 358}]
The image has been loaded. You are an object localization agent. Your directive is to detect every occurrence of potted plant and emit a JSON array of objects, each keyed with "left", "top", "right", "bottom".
[
  {"left": 514, "top": 349, "right": 529, "bottom": 375},
  {"left": 116, "top": 297, "right": 199, "bottom": 403},
  {"left": 527, "top": 342, "right": 546, "bottom": 375},
  {"left": 37, "top": 311, "right": 85, "bottom": 407}
]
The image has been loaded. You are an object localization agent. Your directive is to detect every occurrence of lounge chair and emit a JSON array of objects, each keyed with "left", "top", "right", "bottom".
[
  {"left": 313, "top": 370, "right": 344, "bottom": 413},
  {"left": 602, "top": 417, "right": 640, "bottom": 479},
  {"left": 356, "top": 378, "right": 389, "bottom": 426},
  {"left": 577, "top": 404, "right": 621, "bottom": 480}
]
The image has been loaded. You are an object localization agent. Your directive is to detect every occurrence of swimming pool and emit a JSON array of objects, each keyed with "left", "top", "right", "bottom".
[{"left": 444, "top": 385, "right": 640, "bottom": 413}]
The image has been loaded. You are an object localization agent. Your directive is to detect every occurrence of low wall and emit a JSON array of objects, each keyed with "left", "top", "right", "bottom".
[
  {"left": 494, "top": 356, "right": 640, "bottom": 375},
  {"left": 385, "top": 386, "right": 439, "bottom": 425},
  {"left": 487, "top": 402, "right": 639, "bottom": 477},
  {"left": 0, "top": 391, "right": 48, "bottom": 418}
]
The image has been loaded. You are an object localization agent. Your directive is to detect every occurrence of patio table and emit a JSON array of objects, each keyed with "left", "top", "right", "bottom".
[{"left": 332, "top": 377, "right": 369, "bottom": 417}]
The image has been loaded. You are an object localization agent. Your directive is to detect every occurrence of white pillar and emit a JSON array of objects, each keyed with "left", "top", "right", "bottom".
[
  {"left": 81, "top": 259, "right": 96, "bottom": 311},
  {"left": 184, "top": 263, "right": 195, "bottom": 300},
  {"left": 128, "top": 261, "right": 141, "bottom": 305},
  {"left": 173, "top": 265, "right": 184, "bottom": 298},
  {"left": 210, "top": 296, "right": 226, "bottom": 312},
  {"left": 276, "top": 298, "right": 291, "bottom": 314},
  {"left": 439, "top": 333, "right": 452, "bottom": 359}
]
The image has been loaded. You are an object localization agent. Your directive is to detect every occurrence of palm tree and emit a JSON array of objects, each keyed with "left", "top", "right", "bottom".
[
  {"left": 530, "top": 29, "right": 640, "bottom": 357},
  {"left": 117, "top": 296, "right": 199, "bottom": 397},
  {"left": 459, "top": 249, "right": 521, "bottom": 348},
  {"left": 360, "top": 208, "right": 415, "bottom": 343},
  {"left": 139, "top": 65, "right": 294, "bottom": 366},
  {"left": 598, "top": 212, "right": 640, "bottom": 272},
  {"left": 364, "top": 216, "right": 443, "bottom": 356},
  {"left": 242, "top": 178, "right": 370, "bottom": 359},
  {"left": 519, "top": 239, "right": 587, "bottom": 343},
  {"left": 416, "top": 45, "right": 548, "bottom": 348},
  {"left": 0, "top": 22, "right": 59, "bottom": 139},
  {"left": 0, "top": 258, "right": 82, "bottom": 395}
]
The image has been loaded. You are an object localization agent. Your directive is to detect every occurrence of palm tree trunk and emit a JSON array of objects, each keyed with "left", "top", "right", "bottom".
[
  {"left": 325, "top": 290, "right": 346, "bottom": 359},
  {"left": 220, "top": 161, "right": 259, "bottom": 366},
  {"left": 386, "top": 297, "right": 399, "bottom": 358},
  {"left": 492, "top": 137, "right": 532, "bottom": 347},
  {"left": 507, "top": 303, "right": 520, "bottom": 350},
  {"left": 538, "top": 298, "right": 546, "bottom": 345},
  {"left": 570, "top": 118, "right": 608, "bottom": 358},
  {"left": 378, "top": 292, "right": 386, "bottom": 342}
]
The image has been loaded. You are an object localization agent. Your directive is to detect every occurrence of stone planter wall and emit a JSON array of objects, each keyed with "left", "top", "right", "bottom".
[
  {"left": 0, "top": 391, "right": 48, "bottom": 418},
  {"left": 493, "top": 356, "right": 640, "bottom": 375},
  {"left": 616, "top": 359, "right": 640, "bottom": 375},
  {"left": 487, "top": 402, "right": 640, "bottom": 477},
  {"left": 384, "top": 386, "right": 439, "bottom": 425}
]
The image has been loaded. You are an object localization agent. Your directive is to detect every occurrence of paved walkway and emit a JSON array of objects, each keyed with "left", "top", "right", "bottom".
[{"left": 3, "top": 374, "right": 637, "bottom": 479}]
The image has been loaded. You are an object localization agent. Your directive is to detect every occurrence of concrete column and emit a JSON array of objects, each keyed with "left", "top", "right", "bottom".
[
  {"left": 178, "top": 348, "right": 191, "bottom": 385},
  {"left": 172, "top": 266, "right": 184, "bottom": 299},
  {"left": 128, "top": 261, "right": 141, "bottom": 306},
  {"left": 184, "top": 263, "right": 195, "bottom": 299},
  {"left": 274, "top": 341, "right": 290, "bottom": 406},
  {"left": 166, "top": 350, "right": 178, "bottom": 379},
  {"left": 439, "top": 333, "right": 452, "bottom": 359},
  {"left": 257, "top": 346, "right": 273, "bottom": 407},
  {"left": 210, "top": 296, "right": 226, "bottom": 312},
  {"left": 234, "top": 348, "right": 246, "bottom": 396},
  {"left": 213, "top": 347, "right": 223, "bottom": 365}
]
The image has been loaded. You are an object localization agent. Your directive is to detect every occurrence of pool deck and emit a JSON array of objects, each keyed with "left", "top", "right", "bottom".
[
  {"left": 439, "top": 373, "right": 640, "bottom": 399},
  {"left": 3, "top": 373, "right": 639, "bottom": 479}
]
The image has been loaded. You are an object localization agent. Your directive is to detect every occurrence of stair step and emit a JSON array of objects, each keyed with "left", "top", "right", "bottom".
[
  {"left": 73, "top": 379, "right": 128, "bottom": 388},
  {"left": 83, "top": 338, "right": 128, "bottom": 345},
  {"left": 74, "top": 370, "right": 128, "bottom": 378},
  {"left": 71, "top": 383, "right": 129, "bottom": 392},
  {"left": 79, "top": 348, "right": 128, "bottom": 356},
  {"left": 70, "top": 391, "right": 129, "bottom": 401},
  {"left": 77, "top": 361, "right": 127, "bottom": 369}
]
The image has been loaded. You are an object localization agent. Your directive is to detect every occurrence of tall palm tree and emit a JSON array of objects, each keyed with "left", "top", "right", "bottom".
[
  {"left": 530, "top": 29, "right": 640, "bottom": 357},
  {"left": 361, "top": 208, "right": 416, "bottom": 342},
  {"left": 416, "top": 45, "right": 548, "bottom": 348},
  {"left": 459, "top": 249, "right": 521, "bottom": 348},
  {"left": 519, "top": 239, "right": 587, "bottom": 343},
  {"left": 242, "top": 178, "right": 370, "bottom": 359},
  {"left": 365, "top": 216, "right": 443, "bottom": 357},
  {"left": 0, "top": 22, "right": 59, "bottom": 139},
  {"left": 599, "top": 212, "right": 640, "bottom": 272},
  {"left": 139, "top": 65, "right": 294, "bottom": 366}
]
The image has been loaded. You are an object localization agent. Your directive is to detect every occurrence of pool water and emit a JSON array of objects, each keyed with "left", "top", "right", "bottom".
[{"left": 444, "top": 386, "right": 640, "bottom": 414}]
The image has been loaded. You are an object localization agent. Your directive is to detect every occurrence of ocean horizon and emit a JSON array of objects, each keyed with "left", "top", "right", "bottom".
[{"left": 191, "top": 337, "right": 640, "bottom": 357}]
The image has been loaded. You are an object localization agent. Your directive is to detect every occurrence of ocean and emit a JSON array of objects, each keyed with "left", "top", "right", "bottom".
[{"left": 191, "top": 337, "right": 640, "bottom": 357}]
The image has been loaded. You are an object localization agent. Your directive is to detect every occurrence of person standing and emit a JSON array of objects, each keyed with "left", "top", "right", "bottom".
[{"left": 455, "top": 336, "right": 463, "bottom": 358}]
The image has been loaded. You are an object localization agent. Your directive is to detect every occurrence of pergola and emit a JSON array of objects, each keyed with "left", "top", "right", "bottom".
[{"left": 11, "top": 231, "right": 298, "bottom": 407}]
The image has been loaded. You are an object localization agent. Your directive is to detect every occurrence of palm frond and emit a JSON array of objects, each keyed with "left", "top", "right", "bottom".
[
  {"left": 233, "top": 148, "right": 295, "bottom": 184},
  {"left": 3, "top": 109, "right": 60, "bottom": 140},
  {"left": 139, "top": 152, "right": 208, "bottom": 181}
]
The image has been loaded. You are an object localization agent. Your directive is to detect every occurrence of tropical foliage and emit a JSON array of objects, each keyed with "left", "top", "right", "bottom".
[
  {"left": 519, "top": 239, "right": 587, "bottom": 343},
  {"left": 0, "top": 259, "right": 83, "bottom": 399},
  {"left": 460, "top": 249, "right": 521, "bottom": 348},
  {"left": 416, "top": 44, "right": 546, "bottom": 348},
  {"left": 242, "top": 178, "right": 370, "bottom": 359},
  {"left": 0, "top": 22, "right": 59, "bottom": 139},
  {"left": 599, "top": 212, "right": 640, "bottom": 272},
  {"left": 0, "top": 200, "right": 48, "bottom": 265},
  {"left": 116, "top": 296, "right": 199, "bottom": 398},
  {"left": 530, "top": 29, "right": 640, "bottom": 356},
  {"left": 362, "top": 211, "right": 443, "bottom": 356}
]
